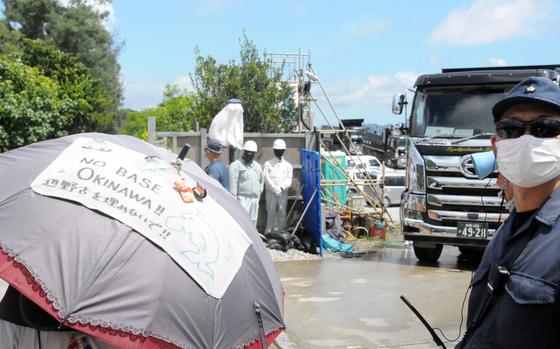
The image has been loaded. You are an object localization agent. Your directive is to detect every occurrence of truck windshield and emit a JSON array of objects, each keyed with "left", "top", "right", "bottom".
[{"left": 409, "top": 84, "right": 514, "bottom": 138}]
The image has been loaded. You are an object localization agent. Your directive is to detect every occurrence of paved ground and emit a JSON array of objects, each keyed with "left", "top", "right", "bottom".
[
  {"left": 274, "top": 246, "right": 477, "bottom": 349},
  {"left": 272, "top": 206, "right": 478, "bottom": 349}
]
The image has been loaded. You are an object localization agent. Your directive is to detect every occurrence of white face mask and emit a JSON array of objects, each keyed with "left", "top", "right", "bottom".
[{"left": 496, "top": 135, "right": 560, "bottom": 188}]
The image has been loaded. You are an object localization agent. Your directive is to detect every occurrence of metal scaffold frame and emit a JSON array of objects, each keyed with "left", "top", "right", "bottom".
[{"left": 264, "top": 49, "right": 314, "bottom": 132}]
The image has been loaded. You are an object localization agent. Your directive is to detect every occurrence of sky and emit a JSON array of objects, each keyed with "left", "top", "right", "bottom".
[{"left": 106, "top": 0, "right": 560, "bottom": 126}]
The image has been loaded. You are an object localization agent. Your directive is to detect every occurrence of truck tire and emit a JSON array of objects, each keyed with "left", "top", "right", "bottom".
[{"left": 413, "top": 244, "right": 443, "bottom": 262}]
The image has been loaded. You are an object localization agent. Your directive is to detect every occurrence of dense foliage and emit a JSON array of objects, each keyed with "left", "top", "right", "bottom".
[
  {"left": 3, "top": 0, "right": 122, "bottom": 123},
  {"left": 0, "top": 39, "right": 109, "bottom": 152},
  {"left": 0, "top": 0, "right": 122, "bottom": 152},
  {"left": 190, "top": 35, "right": 297, "bottom": 133},
  {"left": 120, "top": 86, "right": 197, "bottom": 140}
]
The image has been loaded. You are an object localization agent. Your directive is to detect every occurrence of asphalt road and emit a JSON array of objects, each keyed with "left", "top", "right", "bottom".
[
  {"left": 273, "top": 205, "right": 478, "bottom": 349},
  {"left": 274, "top": 246, "right": 476, "bottom": 349}
]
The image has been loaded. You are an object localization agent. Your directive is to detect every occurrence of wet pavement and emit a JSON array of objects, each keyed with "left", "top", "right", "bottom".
[{"left": 273, "top": 244, "right": 479, "bottom": 349}]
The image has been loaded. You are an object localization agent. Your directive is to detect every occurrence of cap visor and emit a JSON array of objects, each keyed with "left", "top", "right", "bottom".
[{"left": 493, "top": 96, "right": 560, "bottom": 121}]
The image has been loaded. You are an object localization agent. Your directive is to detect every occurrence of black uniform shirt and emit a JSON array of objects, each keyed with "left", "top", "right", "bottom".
[{"left": 457, "top": 188, "right": 560, "bottom": 349}]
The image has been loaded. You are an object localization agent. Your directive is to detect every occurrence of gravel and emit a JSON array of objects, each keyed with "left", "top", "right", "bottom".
[{"left": 268, "top": 248, "right": 321, "bottom": 262}]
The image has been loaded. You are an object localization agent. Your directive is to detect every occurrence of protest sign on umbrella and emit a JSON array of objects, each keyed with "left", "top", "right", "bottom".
[{"left": 0, "top": 134, "right": 284, "bottom": 348}]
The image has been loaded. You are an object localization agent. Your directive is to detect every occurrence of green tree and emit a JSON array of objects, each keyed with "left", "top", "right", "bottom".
[
  {"left": 19, "top": 39, "right": 108, "bottom": 132},
  {"left": 0, "top": 21, "right": 22, "bottom": 55},
  {"left": 0, "top": 40, "right": 109, "bottom": 151},
  {"left": 120, "top": 85, "right": 197, "bottom": 140},
  {"left": 2, "top": 0, "right": 122, "bottom": 132},
  {"left": 191, "top": 35, "right": 297, "bottom": 132},
  {"left": 2, "top": 0, "right": 52, "bottom": 39},
  {"left": 120, "top": 109, "right": 148, "bottom": 141},
  {"left": 0, "top": 57, "right": 60, "bottom": 151}
]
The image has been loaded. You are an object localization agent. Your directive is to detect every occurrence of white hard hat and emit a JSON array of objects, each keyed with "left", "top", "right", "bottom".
[
  {"left": 243, "top": 140, "right": 258, "bottom": 152},
  {"left": 272, "top": 139, "right": 286, "bottom": 150}
]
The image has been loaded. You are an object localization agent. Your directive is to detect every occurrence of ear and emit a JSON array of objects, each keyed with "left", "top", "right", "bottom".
[{"left": 490, "top": 135, "right": 497, "bottom": 155}]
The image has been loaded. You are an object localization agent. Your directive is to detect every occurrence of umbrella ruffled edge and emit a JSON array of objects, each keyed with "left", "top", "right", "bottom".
[
  {"left": 236, "top": 327, "right": 284, "bottom": 349},
  {"left": 0, "top": 247, "right": 184, "bottom": 348},
  {"left": 0, "top": 247, "right": 285, "bottom": 349}
]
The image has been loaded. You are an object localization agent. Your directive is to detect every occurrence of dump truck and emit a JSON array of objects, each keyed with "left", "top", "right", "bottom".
[
  {"left": 394, "top": 65, "right": 560, "bottom": 262},
  {"left": 362, "top": 127, "right": 407, "bottom": 169}
]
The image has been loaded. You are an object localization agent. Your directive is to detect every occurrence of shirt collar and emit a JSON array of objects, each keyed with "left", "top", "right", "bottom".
[{"left": 535, "top": 187, "right": 560, "bottom": 226}]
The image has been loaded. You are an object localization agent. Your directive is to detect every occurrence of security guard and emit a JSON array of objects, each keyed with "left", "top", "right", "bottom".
[
  {"left": 264, "top": 139, "right": 293, "bottom": 233},
  {"left": 204, "top": 138, "right": 229, "bottom": 190},
  {"left": 229, "top": 140, "right": 264, "bottom": 225},
  {"left": 457, "top": 76, "right": 560, "bottom": 348}
]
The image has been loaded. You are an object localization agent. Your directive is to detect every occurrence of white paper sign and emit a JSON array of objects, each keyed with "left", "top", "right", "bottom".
[{"left": 31, "top": 137, "right": 252, "bottom": 298}]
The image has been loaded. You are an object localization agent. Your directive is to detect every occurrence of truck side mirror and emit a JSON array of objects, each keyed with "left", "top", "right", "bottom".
[{"left": 392, "top": 93, "right": 406, "bottom": 115}]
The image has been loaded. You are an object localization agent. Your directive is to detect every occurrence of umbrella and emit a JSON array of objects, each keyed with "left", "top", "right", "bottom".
[{"left": 0, "top": 133, "right": 284, "bottom": 348}]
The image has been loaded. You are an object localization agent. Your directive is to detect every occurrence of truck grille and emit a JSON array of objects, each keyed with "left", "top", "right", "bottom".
[{"left": 424, "top": 155, "right": 509, "bottom": 231}]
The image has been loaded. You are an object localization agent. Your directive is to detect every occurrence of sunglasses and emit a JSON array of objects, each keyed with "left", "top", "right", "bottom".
[{"left": 495, "top": 117, "right": 560, "bottom": 139}]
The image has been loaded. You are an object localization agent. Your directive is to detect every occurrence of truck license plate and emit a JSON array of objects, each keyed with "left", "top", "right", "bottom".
[{"left": 457, "top": 221, "right": 488, "bottom": 239}]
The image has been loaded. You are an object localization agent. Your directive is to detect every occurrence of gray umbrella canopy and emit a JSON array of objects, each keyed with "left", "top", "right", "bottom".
[{"left": 0, "top": 133, "right": 284, "bottom": 349}]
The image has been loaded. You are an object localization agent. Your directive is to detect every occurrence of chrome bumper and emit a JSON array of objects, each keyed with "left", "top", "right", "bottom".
[
  {"left": 402, "top": 216, "right": 497, "bottom": 236},
  {"left": 402, "top": 192, "right": 508, "bottom": 238}
]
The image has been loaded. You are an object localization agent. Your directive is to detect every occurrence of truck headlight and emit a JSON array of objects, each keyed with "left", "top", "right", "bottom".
[
  {"left": 406, "top": 142, "right": 426, "bottom": 194},
  {"left": 402, "top": 193, "right": 426, "bottom": 221}
]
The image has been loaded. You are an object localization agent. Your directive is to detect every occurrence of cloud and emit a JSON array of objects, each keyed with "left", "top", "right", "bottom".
[
  {"left": 488, "top": 58, "right": 508, "bottom": 67},
  {"left": 290, "top": 2, "right": 307, "bottom": 15},
  {"left": 429, "top": 0, "right": 552, "bottom": 46},
  {"left": 123, "top": 75, "right": 196, "bottom": 111},
  {"left": 122, "top": 79, "right": 167, "bottom": 111},
  {"left": 323, "top": 72, "right": 418, "bottom": 111},
  {"left": 173, "top": 75, "right": 194, "bottom": 92},
  {"left": 350, "top": 16, "right": 389, "bottom": 39},
  {"left": 429, "top": 54, "right": 441, "bottom": 67}
]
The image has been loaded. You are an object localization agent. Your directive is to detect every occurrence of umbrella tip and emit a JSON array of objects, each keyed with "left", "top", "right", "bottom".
[
  {"left": 172, "top": 143, "right": 191, "bottom": 172},
  {"left": 177, "top": 143, "right": 191, "bottom": 161}
]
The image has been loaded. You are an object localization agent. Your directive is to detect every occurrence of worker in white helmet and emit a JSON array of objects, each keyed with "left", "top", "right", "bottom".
[
  {"left": 264, "top": 139, "right": 293, "bottom": 234},
  {"left": 229, "top": 140, "right": 265, "bottom": 225}
]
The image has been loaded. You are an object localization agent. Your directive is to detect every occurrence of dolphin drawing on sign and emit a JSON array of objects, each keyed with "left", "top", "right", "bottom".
[
  {"left": 82, "top": 138, "right": 113, "bottom": 152},
  {"left": 165, "top": 208, "right": 220, "bottom": 280},
  {"left": 142, "top": 157, "right": 173, "bottom": 173}
]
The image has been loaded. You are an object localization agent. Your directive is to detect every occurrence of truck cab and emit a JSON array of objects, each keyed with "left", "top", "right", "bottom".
[{"left": 394, "top": 65, "right": 560, "bottom": 262}]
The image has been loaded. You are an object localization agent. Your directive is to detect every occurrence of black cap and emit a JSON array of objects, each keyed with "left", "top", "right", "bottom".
[{"left": 492, "top": 76, "right": 560, "bottom": 122}]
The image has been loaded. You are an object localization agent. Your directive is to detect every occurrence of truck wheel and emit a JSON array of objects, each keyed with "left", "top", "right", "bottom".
[{"left": 413, "top": 244, "right": 443, "bottom": 262}]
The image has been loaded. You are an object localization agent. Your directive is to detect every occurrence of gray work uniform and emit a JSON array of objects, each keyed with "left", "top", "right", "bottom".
[
  {"left": 456, "top": 188, "right": 560, "bottom": 348},
  {"left": 229, "top": 159, "right": 264, "bottom": 225}
]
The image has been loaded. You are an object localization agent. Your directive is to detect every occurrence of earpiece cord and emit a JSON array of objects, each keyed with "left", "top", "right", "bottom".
[
  {"left": 433, "top": 155, "right": 497, "bottom": 343},
  {"left": 433, "top": 276, "right": 472, "bottom": 342}
]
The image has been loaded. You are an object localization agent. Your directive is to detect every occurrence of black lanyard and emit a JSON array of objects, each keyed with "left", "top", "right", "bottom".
[{"left": 460, "top": 217, "right": 539, "bottom": 347}]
